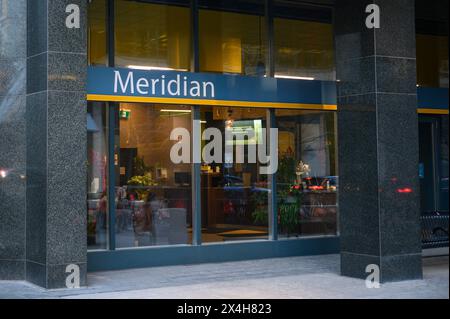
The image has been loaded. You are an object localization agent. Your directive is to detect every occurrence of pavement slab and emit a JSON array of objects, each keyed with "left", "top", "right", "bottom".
[{"left": 0, "top": 255, "right": 448, "bottom": 299}]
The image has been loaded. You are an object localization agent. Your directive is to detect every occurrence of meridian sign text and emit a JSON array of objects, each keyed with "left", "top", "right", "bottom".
[{"left": 114, "top": 70, "right": 215, "bottom": 99}]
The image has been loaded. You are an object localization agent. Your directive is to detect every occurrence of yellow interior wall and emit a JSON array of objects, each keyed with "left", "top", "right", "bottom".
[
  {"left": 114, "top": 0, "right": 191, "bottom": 69},
  {"left": 274, "top": 18, "right": 334, "bottom": 78},
  {"left": 88, "top": 0, "right": 107, "bottom": 65},
  {"left": 199, "top": 10, "right": 242, "bottom": 73},
  {"left": 199, "top": 10, "right": 266, "bottom": 74},
  {"left": 278, "top": 131, "right": 295, "bottom": 155}
]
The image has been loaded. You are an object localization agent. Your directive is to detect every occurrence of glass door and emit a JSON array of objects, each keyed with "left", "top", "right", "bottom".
[
  {"left": 419, "top": 116, "right": 449, "bottom": 252},
  {"left": 418, "top": 119, "right": 439, "bottom": 213}
]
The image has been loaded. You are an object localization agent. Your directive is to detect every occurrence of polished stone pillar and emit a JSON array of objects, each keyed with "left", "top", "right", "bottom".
[
  {"left": 26, "top": 0, "right": 87, "bottom": 288},
  {"left": 335, "top": 0, "right": 423, "bottom": 282},
  {"left": 0, "top": 0, "right": 27, "bottom": 280}
]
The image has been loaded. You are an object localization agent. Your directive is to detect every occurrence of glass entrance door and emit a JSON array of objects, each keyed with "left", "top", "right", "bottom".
[
  {"left": 418, "top": 116, "right": 449, "bottom": 251},
  {"left": 419, "top": 119, "right": 439, "bottom": 213}
]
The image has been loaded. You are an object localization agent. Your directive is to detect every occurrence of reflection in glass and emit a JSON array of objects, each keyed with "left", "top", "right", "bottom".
[
  {"left": 199, "top": 9, "right": 266, "bottom": 76},
  {"left": 274, "top": 19, "right": 335, "bottom": 81},
  {"left": 115, "top": 103, "right": 192, "bottom": 247},
  {"left": 88, "top": 0, "right": 107, "bottom": 66},
  {"left": 275, "top": 110, "right": 337, "bottom": 237},
  {"left": 200, "top": 106, "right": 268, "bottom": 242},
  {"left": 87, "top": 102, "right": 109, "bottom": 249},
  {"left": 115, "top": 0, "right": 191, "bottom": 71}
]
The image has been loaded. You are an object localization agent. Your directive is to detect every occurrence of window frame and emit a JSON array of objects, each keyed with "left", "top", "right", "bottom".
[{"left": 87, "top": 0, "right": 338, "bottom": 251}]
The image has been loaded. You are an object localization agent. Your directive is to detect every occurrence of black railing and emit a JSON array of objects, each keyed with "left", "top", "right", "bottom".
[{"left": 421, "top": 211, "right": 449, "bottom": 249}]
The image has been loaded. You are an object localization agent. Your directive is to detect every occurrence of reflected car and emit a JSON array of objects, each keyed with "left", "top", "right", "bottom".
[
  {"left": 220, "top": 174, "right": 269, "bottom": 193},
  {"left": 0, "top": 168, "right": 27, "bottom": 182}
]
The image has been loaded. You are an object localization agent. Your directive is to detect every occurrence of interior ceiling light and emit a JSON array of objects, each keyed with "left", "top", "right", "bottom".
[
  {"left": 160, "top": 109, "right": 191, "bottom": 113},
  {"left": 275, "top": 74, "right": 315, "bottom": 81},
  {"left": 127, "top": 65, "right": 187, "bottom": 72}
]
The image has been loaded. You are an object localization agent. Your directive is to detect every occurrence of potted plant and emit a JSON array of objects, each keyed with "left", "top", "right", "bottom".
[
  {"left": 278, "top": 185, "right": 302, "bottom": 236},
  {"left": 276, "top": 151, "right": 303, "bottom": 236},
  {"left": 250, "top": 151, "right": 304, "bottom": 236},
  {"left": 251, "top": 190, "right": 268, "bottom": 225},
  {"left": 127, "top": 174, "right": 156, "bottom": 201},
  {"left": 127, "top": 156, "right": 157, "bottom": 201}
]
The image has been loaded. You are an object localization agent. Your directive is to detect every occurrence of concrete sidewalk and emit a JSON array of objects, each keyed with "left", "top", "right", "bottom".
[{"left": 0, "top": 255, "right": 448, "bottom": 299}]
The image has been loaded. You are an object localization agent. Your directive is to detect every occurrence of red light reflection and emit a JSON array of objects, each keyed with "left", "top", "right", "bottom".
[{"left": 397, "top": 188, "right": 413, "bottom": 193}]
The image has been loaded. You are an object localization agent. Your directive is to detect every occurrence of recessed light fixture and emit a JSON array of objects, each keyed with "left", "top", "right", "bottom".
[
  {"left": 127, "top": 65, "right": 187, "bottom": 72},
  {"left": 275, "top": 74, "right": 315, "bottom": 81},
  {"left": 160, "top": 109, "right": 192, "bottom": 113}
]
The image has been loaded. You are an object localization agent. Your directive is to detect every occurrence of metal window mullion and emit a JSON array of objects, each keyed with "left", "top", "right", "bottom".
[
  {"left": 107, "top": 104, "right": 117, "bottom": 251},
  {"left": 107, "top": 0, "right": 116, "bottom": 250},
  {"left": 191, "top": 106, "right": 202, "bottom": 245},
  {"left": 265, "top": 0, "right": 274, "bottom": 78},
  {"left": 107, "top": 0, "right": 115, "bottom": 67},
  {"left": 267, "top": 109, "right": 278, "bottom": 240},
  {"left": 265, "top": 1, "right": 277, "bottom": 240},
  {"left": 191, "top": 0, "right": 199, "bottom": 73},
  {"left": 190, "top": 0, "right": 202, "bottom": 245}
]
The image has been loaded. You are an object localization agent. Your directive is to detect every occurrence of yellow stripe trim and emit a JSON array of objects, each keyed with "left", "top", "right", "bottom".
[
  {"left": 86, "top": 95, "right": 449, "bottom": 114},
  {"left": 417, "top": 108, "right": 449, "bottom": 115},
  {"left": 87, "top": 94, "right": 337, "bottom": 111}
]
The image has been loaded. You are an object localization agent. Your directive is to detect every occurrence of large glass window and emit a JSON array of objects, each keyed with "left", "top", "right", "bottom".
[
  {"left": 275, "top": 110, "right": 338, "bottom": 237},
  {"left": 88, "top": 0, "right": 338, "bottom": 78},
  {"left": 274, "top": 19, "right": 335, "bottom": 81},
  {"left": 416, "top": 34, "right": 449, "bottom": 88},
  {"left": 88, "top": 103, "right": 340, "bottom": 249},
  {"left": 115, "top": 0, "right": 191, "bottom": 71},
  {"left": 200, "top": 106, "right": 269, "bottom": 242},
  {"left": 88, "top": 0, "right": 107, "bottom": 66},
  {"left": 87, "top": 102, "right": 109, "bottom": 249},
  {"left": 114, "top": 103, "right": 192, "bottom": 247},
  {"left": 199, "top": 1, "right": 266, "bottom": 76}
]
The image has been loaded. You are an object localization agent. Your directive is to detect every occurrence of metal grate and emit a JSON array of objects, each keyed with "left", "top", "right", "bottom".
[{"left": 421, "top": 212, "right": 449, "bottom": 249}]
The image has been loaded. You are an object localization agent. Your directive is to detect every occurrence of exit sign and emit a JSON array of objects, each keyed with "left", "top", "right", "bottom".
[{"left": 119, "top": 109, "right": 131, "bottom": 120}]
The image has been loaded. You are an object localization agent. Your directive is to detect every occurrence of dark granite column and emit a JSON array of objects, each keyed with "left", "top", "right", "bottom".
[
  {"left": 26, "top": 0, "right": 87, "bottom": 288},
  {"left": 0, "top": 0, "right": 27, "bottom": 280},
  {"left": 335, "top": 0, "right": 423, "bottom": 282}
]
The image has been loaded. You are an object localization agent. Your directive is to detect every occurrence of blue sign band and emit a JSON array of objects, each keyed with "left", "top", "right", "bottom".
[
  {"left": 87, "top": 67, "right": 449, "bottom": 114},
  {"left": 87, "top": 67, "right": 337, "bottom": 108}
]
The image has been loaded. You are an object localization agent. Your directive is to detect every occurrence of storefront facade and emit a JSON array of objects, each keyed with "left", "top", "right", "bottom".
[{"left": 0, "top": 0, "right": 448, "bottom": 288}]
